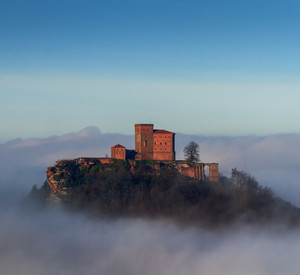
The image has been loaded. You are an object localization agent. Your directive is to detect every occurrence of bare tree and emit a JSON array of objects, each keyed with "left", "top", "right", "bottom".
[{"left": 184, "top": 141, "right": 200, "bottom": 163}]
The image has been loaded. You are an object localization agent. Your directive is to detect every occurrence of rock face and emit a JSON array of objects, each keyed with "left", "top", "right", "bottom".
[
  {"left": 46, "top": 161, "right": 75, "bottom": 202},
  {"left": 46, "top": 158, "right": 132, "bottom": 201}
]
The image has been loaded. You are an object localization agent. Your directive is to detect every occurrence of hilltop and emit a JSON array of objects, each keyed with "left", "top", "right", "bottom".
[{"left": 29, "top": 159, "right": 300, "bottom": 228}]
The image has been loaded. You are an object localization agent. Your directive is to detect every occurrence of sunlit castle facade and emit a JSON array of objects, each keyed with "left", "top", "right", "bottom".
[
  {"left": 111, "top": 124, "right": 175, "bottom": 161},
  {"left": 108, "top": 123, "right": 218, "bottom": 182},
  {"left": 135, "top": 124, "right": 175, "bottom": 161}
]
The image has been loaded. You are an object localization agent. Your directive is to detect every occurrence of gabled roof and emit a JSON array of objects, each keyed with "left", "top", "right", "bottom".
[
  {"left": 111, "top": 144, "right": 126, "bottom": 148},
  {"left": 153, "top": 129, "right": 174, "bottom": 134}
]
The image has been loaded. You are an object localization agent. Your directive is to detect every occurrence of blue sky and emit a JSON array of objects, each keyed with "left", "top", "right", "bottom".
[{"left": 1, "top": 0, "right": 300, "bottom": 141}]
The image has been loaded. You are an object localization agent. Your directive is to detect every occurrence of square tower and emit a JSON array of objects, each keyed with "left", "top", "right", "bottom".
[
  {"left": 153, "top": 130, "right": 175, "bottom": 161},
  {"left": 135, "top": 124, "right": 154, "bottom": 160},
  {"left": 111, "top": 144, "right": 126, "bottom": 160}
]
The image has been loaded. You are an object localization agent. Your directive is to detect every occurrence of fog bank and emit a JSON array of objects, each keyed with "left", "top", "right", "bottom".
[{"left": 1, "top": 205, "right": 300, "bottom": 275}]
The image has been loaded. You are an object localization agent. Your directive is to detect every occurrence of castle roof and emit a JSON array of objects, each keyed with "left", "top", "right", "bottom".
[
  {"left": 135, "top": 123, "right": 154, "bottom": 126},
  {"left": 111, "top": 144, "right": 126, "bottom": 148},
  {"left": 153, "top": 129, "right": 174, "bottom": 134}
]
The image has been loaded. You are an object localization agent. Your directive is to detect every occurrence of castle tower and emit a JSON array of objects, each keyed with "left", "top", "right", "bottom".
[
  {"left": 111, "top": 144, "right": 126, "bottom": 160},
  {"left": 153, "top": 130, "right": 175, "bottom": 161},
  {"left": 135, "top": 124, "right": 154, "bottom": 160}
]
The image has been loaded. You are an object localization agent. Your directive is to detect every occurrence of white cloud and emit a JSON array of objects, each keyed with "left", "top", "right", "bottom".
[{"left": 1, "top": 205, "right": 300, "bottom": 275}]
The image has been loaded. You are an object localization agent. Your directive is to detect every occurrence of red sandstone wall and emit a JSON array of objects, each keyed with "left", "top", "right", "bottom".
[
  {"left": 153, "top": 132, "right": 175, "bottom": 161},
  {"left": 77, "top": 157, "right": 113, "bottom": 165},
  {"left": 180, "top": 167, "right": 196, "bottom": 178},
  {"left": 111, "top": 146, "right": 126, "bottom": 160},
  {"left": 99, "top": 158, "right": 113, "bottom": 164},
  {"left": 135, "top": 124, "right": 154, "bottom": 160},
  {"left": 208, "top": 163, "right": 219, "bottom": 182},
  {"left": 134, "top": 124, "right": 175, "bottom": 161}
]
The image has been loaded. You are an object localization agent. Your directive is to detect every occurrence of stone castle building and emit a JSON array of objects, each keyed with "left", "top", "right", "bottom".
[
  {"left": 111, "top": 124, "right": 175, "bottom": 161},
  {"left": 111, "top": 144, "right": 126, "bottom": 160},
  {"left": 109, "top": 123, "right": 219, "bottom": 182},
  {"left": 135, "top": 124, "right": 175, "bottom": 161}
]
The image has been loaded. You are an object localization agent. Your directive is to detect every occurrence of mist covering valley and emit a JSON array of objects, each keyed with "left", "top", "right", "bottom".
[
  {"left": 2, "top": 127, "right": 300, "bottom": 274},
  {"left": 2, "top": 202, "right": 300, "bottom": 275}
]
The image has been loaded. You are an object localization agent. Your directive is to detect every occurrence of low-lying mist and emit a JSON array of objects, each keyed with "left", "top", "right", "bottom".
[{"left": 1, "top": 203, "right": 300, "bottom": 275}]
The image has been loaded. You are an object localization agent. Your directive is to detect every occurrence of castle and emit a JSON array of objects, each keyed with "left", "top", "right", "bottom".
[
  {"left": 109, "top": 123, "right": 219, "bottom": 182},
  {"left": 111, "top": 124, "right": 175, "bottom": 161},
  {"left": 47, "top": 124, "right": 219, "bottom": 203}
]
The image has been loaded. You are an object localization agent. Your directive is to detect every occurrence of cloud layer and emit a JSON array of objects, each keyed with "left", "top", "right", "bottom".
[{"left": 1, "top": 204, "right": 300, "bottom": 275}]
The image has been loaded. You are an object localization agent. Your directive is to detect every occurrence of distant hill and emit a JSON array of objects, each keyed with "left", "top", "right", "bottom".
[{"left": 28, "top": 159, "right": 300, "bottom": 228}]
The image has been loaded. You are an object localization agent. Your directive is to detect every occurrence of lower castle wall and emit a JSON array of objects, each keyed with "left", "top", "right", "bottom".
[
  {"left": 177, "top": 162, "right": 218, "bottom": 182},
  {"left": 75, "top": 158, "right": 218, "bottom": 182},
  {"left": 153, "top": 152, "right": 175, "bottom": 161}
]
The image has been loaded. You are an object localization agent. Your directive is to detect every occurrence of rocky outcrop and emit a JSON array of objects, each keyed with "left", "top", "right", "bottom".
[
  {"left": 46, "top": 158, "right": 219, "bottom": 203},
  {"left": 46, "top": 161, "right": 74, "bottom": 202}
]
